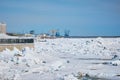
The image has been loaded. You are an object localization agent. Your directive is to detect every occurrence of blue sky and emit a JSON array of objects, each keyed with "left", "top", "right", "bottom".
[{"left": 0, "top": 0, "right": 120, "bottom": 36}]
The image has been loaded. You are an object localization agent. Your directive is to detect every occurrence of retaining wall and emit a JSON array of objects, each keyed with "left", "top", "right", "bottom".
[{"left": 0, "top": 43, "right": 34, "bottom": 51}]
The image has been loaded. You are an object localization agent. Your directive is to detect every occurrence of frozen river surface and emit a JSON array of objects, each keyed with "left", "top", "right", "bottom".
[{"left": 0, "top": 38, "right": 120, "bottom": 80}]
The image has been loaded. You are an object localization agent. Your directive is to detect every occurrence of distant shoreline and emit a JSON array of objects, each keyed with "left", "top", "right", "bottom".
[{"left": 63, "top": 36, "right": 120, "bottom": 38}]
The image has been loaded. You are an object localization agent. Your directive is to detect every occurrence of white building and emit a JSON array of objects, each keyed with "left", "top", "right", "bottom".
[{"left": 0, "top": 22, "right": 6, "bottom": 34}]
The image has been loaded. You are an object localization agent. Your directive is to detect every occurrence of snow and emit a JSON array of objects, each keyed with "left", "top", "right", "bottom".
[
  {"left": 0, "top": 37, "right": 120, "bottom": 80},
  {"left": 0, "top": 33, "right": 34, "bottom": 39},
  {"left": 0, "top": 33, "right": 18, "bottom": 38},
  {"left": 111, "top": 60, "right": 120, "bottom": 66},
  {"left": 64, "top": 74, "right": 78, "bottom": 80}
]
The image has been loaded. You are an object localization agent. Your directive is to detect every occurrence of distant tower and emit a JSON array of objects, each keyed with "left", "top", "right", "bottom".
[{"left": 0, "top": 22, "right": 6, "bottom": 34}]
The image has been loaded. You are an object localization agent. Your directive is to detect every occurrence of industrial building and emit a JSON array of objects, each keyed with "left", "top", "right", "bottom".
[{"left": 0, "top": 23, "right": 34, "bottom": 51}]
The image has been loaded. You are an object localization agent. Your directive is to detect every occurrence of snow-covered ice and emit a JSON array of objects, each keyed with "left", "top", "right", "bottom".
[{"left": 0, "top": 37, "right": 120, "bottom": 80}]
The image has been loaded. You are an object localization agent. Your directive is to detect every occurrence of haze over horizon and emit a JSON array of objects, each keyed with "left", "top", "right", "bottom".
[{"left": 0, "top": 0, "right": 120, "bottom": 36}]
